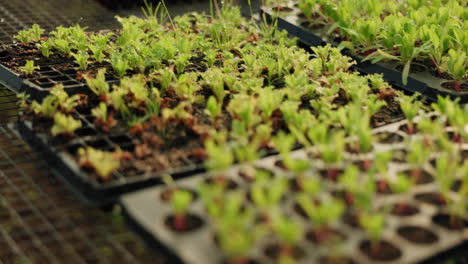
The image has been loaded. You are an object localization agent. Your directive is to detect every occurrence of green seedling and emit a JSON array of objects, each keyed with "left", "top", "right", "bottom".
[
  {"left": 19, "top": 60, "right": 39, "bottom": 75},
  {"left": 359, "top": 212, "right": 386, "bottom": 256},
  {"left": 38, "top": 39, "right": 54, "bottom": 58},
  {"left": 441, "top": 49, "right": 467, "bottom": 90},
  {"left": 72, "top": 50, "right": 90, "bottom": 70},
  {"left": 271, "top": 214, "right": 303, "bottom": 264},
  {"left": 92, "top": 102, "right": 117, "bottom": 132},
  {"left": 170, "top": 189, "right": 194, "bottom": 231},
  {"left": 14, "top": 24, "right": 44, "bottom": 43},
  {"left": 406, "top": 138, "right": 431, "bottom": 182},
  {"left": 51, "top": 113, "right": 82, "bottom": 136},
  {"left": 78, "top": 147, "right": 120, "bottom": 181},
  {"left": 84, "top": 68, "right": 109, "bottom": 98},
  {"left": 297, "top": 195, "right": 344, "bottom": 242},
  {"left": 397, "top": 92, "right": 422, "bottom": 134}
]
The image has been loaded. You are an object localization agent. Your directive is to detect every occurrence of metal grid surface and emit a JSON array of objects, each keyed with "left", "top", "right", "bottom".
[
  {"left": 0, "top": 111, "right": 163, "bottom": 263},
  {"left": 0, "top": 0, "right": 119, "bottom": 45}
]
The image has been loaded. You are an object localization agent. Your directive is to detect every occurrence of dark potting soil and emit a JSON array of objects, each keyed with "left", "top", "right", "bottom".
[
  {"left": 359, "top": 240, "right": 402, "bottom": 261},
  {"left": 414, "top": 192, "right": 447, "bottom": 207},
  {"left": 402, "top": 169, "right": 434, "bottom": 185},
  {"left": 390, "top": 203, "right": 419, "bottom": 217},
  {"left": 320, "top": 257, "right": 356, "bottom": 264},
  {"left": 432, "top": 213, "right": 468, "bottom": 231},
  {"left": 374, "top": 132, "right": 404, "bottom": 144},
  {"left": 164, "top": 214, "right": 204, "bottom": 232},
  {"left": 305, "top": 228, "right": 346, "bottom": 244},
  {"left": 263, "top": 243, "right": 306, "bottom": 260},
  {"left": 397, "top": 226, "right": 439, "bottom": 244}
]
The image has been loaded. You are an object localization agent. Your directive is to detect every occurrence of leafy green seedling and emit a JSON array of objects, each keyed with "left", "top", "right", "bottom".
[
  {"left": 204, "top": 138, "right": 234, "bottom": 173},
  {"left": 38, "top": 39, "right": 54, "bottom": 58},
  {"left": 441, "top": 49, "right": 467, "bottom": 90},
  {"left": 14, "top": 24, "right": 44, "bottom": 43},
  {"left": 170, "top": 189, "right": 194, "bottom": 231},
  {"left": 19, "top": 60, "right": 39, "bottom": 75},
  {"left": 204, "top": 96, "right": 222, "bottom": 122},
  {"left": 397, "top": 92, "right": 422, "bottom": 134},
  {"left": 92, "top": 102, "right": 117, "bottom": 132},
  {"left": 271, "top": 214, "right": 302, "bottom": 263},
  {"left": 78, "top": 147, "right": 120, "bottom": 181},
  {"left": 388, "top": 173, "right": 414, "bottom": 215},
  {"left": 297, "top": 195, "right": 344, "bottom": 242},
  {"left": 406, "top": 138, "right": 431, "bottom": 181},
  {"left": 84, "top": 68, "right": 109, "bottom": 98},
  {"left": 359, "top": 212, "right": 386, "bottom": 255},
  {"left": 51, "top": 113, "right": 82, "bottom": 136},
  {"left": 72, "top": 50, "right": 90, "bottom": 70}
]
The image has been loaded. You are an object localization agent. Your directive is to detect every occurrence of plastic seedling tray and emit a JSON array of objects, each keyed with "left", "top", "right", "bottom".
[
  {"left": 0, "top": 44, "right": 119, "bottom": 101},
  {"left": 121, "top": 116, "right": 468, "bottom": 264},
  {"left": 259, "top": 5, "right": 468, "bottom": 103},
  {"left": 9, "top": 110, "right": 204, "bottom": 207}
]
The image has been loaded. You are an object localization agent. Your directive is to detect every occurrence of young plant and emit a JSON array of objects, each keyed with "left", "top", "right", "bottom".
[
  {"left": 92, "top": 102, "right": 117, "bottom": 132},
  {"left": 406, "top": 138, "right": 431, "bottom": 182},
  {"left": 72, "top": 50, "right": 90, "bottom": 70},
  {"left": 250, "top": 176, "right": 289, "bottom": 216},
  {"left": 170, "top": 189, "right": 194, "bottom": 231},
  {"left": 50, "top": 113, "right": 82, "bottom": 136},
  {"left": 359, "top": 212, "right": 386, "bottom": 256},
  {"left": 78, "top": 147, "right": 120, "bottom": 181},
  {"left": 19, "top": 60, "right": 39, "bottom": 75},
  {"left": 14, "top": 24, "right": 44, "bottom": 43},
  {"left": 271, "top": 214, "right": 303, "bottom": 264},
  {"left": 297, "top": 195, "right": 345, "bottom": 243},
  {"left": 441, "top": 49, "right": 467, "bottom": 90},
  {"left": 397, "top": 92, "right": 422, "bottom": 134},
  {"left": 204, "top": 96, "right": 222, "bottom": 122},
  {"left": 387, "top": 173, "right": 414, "bottom": 214},
  {"left": 38, "top": 39, "right": 54, "bottom": 58},
  {"left": 84, "top": 68, "right": 109, "bottom": 99},
  {"left": 110, "top": 51, "right": 130, "bottom": 78}
]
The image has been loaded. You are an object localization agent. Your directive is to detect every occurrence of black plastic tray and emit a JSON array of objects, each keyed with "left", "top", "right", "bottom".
[
  {"left": 260, "top": 7, "right": 468, "bottom": 103},
  {"left": 0, "top": 46, "right": 120, "bottom": 101},
  {"left": 10, "top": 119, "right": 204, "bottom": 207}
]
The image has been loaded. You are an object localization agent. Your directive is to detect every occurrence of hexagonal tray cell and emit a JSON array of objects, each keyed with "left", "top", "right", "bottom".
[
  {"left": 259, "top": 4, "right": 468, "bottom": 103},
  {"left": 121, "top": 116, "right": 467, "bottom": 264}
]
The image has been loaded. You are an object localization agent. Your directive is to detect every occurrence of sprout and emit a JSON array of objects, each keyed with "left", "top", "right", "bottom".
[
  {"left": 19, "top": 60, "right": 39, "bottom": 75},
  {"left": 51, "top": 113, "right": 82, "bottom": 136},
  {"left": 14, "top": 24, "right": 44, "bottom": 43},
  {"left": 78, "top": 147, "right": 120, "bottom": 181},
  {"left": 72, "top": 50, "right": 90, "bottom": 70},
  {"left": 84, "top": 68, "right": 109, "bottom": 97}
]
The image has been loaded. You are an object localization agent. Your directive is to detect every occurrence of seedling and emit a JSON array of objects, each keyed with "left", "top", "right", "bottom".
[
  {"left": 84, "top": 68, "right": 109, "bottom": 98},
  {"left": 387, "top": 173, "right": 414, "bottom": 215},
  {"left": 297, "top": 195, "right": 344, "bottom": 243},
  {"left": 406, "top": 138, "right": 431, "bottom": 182},
  {"left": 72, "top": 50, "right": 90, "bottom": 70},
  {"left": 14, "top": 24, "right": 44, "bottom": 43},
  {"left": 19, "top": 60, "right": 39, "bottom": 75},
  {"left": 92, "top": 102, "right": 117, "bottom": 132},
  {"left": 78, "top": 147, "right": 120, "bottom": 181},
  {"left": 359, "top": 212, "right": 386, "bottom": 256},
  {"left": 50, "top": 113, "right": 82, "bottom": 136},
  {"left": 397, "top": 92, "right": 422, "bottom": 134},
  {"left": 441, "top": 49, "right": 467, "bottom": 90},
  {"left": 170, "top": 189, "right": 194, "bottom": 231},
  {"left": 271, "top": 214, "right": 303, "bottom": 264}
]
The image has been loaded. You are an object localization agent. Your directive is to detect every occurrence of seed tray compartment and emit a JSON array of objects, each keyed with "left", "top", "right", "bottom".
[
  {"left": 0, "top": 44, "right": 119, "bottom": 101},
  {"left": 260, "top": 5, "right": 468, "bottom": 103},
  {"left": 10, "top": 111, "right": 205, "bottom": 207},
  {"left": 121, "top": 116, "right": 468, "bottom": 264}
]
